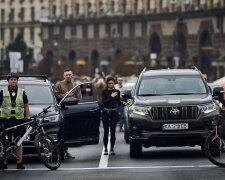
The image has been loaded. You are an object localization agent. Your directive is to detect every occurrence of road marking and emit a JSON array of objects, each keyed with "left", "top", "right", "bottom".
[
  {"left": 4, "top": 165, "right": 216, "bottom": 171},
  {"left": 98, "top": 134, "right": 111, "bottom": 168}
]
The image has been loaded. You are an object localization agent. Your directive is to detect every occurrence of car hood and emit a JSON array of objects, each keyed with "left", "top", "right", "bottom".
[
  {"left": 135, "top": 94, "right": 212, "bottom": 106},
  {"left": 29, "top": 105, "right": 59, "bottom": 117}
]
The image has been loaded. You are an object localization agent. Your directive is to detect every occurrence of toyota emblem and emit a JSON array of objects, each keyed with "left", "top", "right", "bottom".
[{"left": 170, "top": 108, "right": 180, "bottom": 116}]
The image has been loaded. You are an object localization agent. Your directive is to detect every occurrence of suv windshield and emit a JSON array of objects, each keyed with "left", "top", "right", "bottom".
[
  {"left": 0, "top": 84, "right": 55, "bottom": 105},
  {"left": 138, "top": 75, "right": 207, "bottom": 96}
]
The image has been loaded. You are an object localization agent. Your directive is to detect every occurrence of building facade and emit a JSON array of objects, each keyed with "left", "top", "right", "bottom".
[{"left": 1, "top": 0, "right": 225, "bottom": 81}]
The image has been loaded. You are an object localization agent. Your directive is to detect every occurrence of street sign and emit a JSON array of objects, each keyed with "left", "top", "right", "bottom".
[{"left": 9, "top": 52, "right": 22, "bottom": 73}]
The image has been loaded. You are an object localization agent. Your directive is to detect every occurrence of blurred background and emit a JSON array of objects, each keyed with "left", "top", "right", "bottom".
[{"left": 0, "top": 0, "right": 225, "bottom": 83}]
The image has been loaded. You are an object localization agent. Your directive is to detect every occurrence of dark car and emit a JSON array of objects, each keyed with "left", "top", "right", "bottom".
[
  {"left": 0, "top": 75, "right": 100, "bottom": 159},
  {"left": 59, "top": 82, "right": 100, "bottom": 147},
  {"left": 123, "top": 68, "right": 222, "bottom": 158}
]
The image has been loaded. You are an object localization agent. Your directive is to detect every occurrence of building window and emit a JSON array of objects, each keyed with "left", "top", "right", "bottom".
[
  {"left": 1, "top": 48, "right": 4, "bottom": 61},
  {"left": 122, "top": 0, "right": 126, "bottom": 13},
  {"left": 71, "top": 25, "right": 76, "bottom": 37},
  {"left": 1, "top": 28, "right": 5, "bottom": 44},
  {"left": 19, "top": 28, "right": 24, "bottom": 39},
  {"left": 105, "top": 23, "right": 111, "bottom": 37},
  {"left": 60, "top": 26, "right": 65, "bottom": 39},
  {"left": 217, "top": 16, "right": 223, "bottom": 33},
  {"left": 31, "top": 7, "right": 35, "bottom": 21},
  {"left": 75, "top": 3, "right": 79, "bottom": 16},
  {"left": 53, "top": 26, "right": 59, "bottom": 35},
  {"left": 29, "top": 0, "right": 33, "bottom": 3},
  {"left": 19, "top": 7, "right": 25, "bottom": 21},
  {"left": 147, "top": 0, "right": 151, "bottom": 11},
  {"left": 9, "top": 8, "right": 14, "bottom": 21},
  {"left": 210, "top": 0, "right": 214, "bottom": 8},
  {"left": 134, "top": 0, "right": 138, "bottom": 14},
  {"left": 94, "top": 24, "right": 99, "bottom": 38},
  {"left": 30, "top": 27, "right": 34, "bottom": 43},
  {"left": 111, "top": 1, "right": 115, "bottom": 14},
  {"left": 88, "top": 2, "right": 92, "bottom": 16},
  {"left": 82, "top": 24, "right": 88, "bottom": 38},
  {"left": 197, "top": 0, "right": 200, "bottom": 8},
  {"left": 64, "top": 4, "right": 68, "bottom": 17},
  {"left": 99, "top": 1, "right": 104, "bottom": 15},
  {"left": 142, "top": 21, "right": 147, "bottom": 36},
  {"left": 52, "top": 5, "right": 56, "bottom": 17},
  {"left": 117, "top": 22, "right": 123, "bottom": 37},
  {"left": 1, "top": 9, "right": 5, "bottom": 22},
  {"left": 19, "top": 0, "right": 24, "bottom": 4},
  {"left": 129, "top": 22, "right": 135, "bottom": 37},
  {"left": 10, "top": 28, "right": 14, "bottom": 41},
  {"left": 159, "top": 0, "right": 163, "bottom": 12}
]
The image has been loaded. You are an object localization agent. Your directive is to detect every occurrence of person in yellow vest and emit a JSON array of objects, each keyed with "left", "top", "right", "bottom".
[{"left": 0, "top": 72, "right": 30, "bottom": 170}]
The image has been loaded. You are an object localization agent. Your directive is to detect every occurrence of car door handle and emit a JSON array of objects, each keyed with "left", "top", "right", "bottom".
[{"left": 89, "top": 108, "right": 98, "bottom": 112}]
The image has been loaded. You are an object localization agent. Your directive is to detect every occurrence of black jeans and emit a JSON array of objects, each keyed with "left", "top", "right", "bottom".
[{"left": 102, "top": 110, "right": 119, "bottom": 150}]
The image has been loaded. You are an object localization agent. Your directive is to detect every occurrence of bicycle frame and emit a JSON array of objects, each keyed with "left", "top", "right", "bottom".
[
  {"left": 0, "top": 106, "right": 51, "bottom": 156},
  {"left": 0, "top": 120, "right": 32, "bottom": 146}
]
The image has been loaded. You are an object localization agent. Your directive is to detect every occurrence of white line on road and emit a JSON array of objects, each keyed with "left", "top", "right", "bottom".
[
  {"left": 4, "top": 165, "right": 216, "bottom": 171},
  {"left": 98, "top": 134, "right": 111, "bottom": 168}
]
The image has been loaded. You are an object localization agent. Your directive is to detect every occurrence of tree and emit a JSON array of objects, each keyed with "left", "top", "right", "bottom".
[
  {"left": 112, "top": 52, "right": 143, "bottom": 76},
  {"left": 6, "top": 34, "right": 31, "bottom": 73}
]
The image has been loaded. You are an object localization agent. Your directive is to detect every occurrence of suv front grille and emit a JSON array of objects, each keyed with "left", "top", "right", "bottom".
[{"left": 149, "top": 106, "right": 199, "bottom": 120}]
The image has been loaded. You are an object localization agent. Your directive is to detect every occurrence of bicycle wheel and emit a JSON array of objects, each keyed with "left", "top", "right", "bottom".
[
  {"left": 0, "top": 137, "right": 8, "bottom": 163},
  {"left": 204, "top": 131, "right": 225, "bottom": 167},
  {"left": 36, "top": 134, "right": 61, "bottom": 170}
]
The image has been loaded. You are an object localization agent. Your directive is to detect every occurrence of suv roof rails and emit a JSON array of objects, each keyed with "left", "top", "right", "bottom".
[
  {"left": 191, "top": 66, "right": 199, "bottom": 71},
  {"left": 141, "top": 67, "right": 146, "bottom": 73},
  {"left": 0, "top": 75, "right": 48, "bottom": 81}
]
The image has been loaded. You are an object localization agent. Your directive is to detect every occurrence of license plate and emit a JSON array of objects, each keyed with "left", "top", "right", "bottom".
[
  {"left": 162, "top": 123, "right": 188, "bottom": 130},
  {"left": 24, "top": 135, "right": 30, "bottom": 142}
]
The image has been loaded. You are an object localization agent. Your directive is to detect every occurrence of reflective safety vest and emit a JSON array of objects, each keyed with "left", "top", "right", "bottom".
[{"left": 0, "top": 88, "right": 25, "bottom": 119}]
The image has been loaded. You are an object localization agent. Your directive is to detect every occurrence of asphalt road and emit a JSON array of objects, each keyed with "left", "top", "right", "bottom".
[{"left": 1, "top": 125, "right": 225, "bottom": 180}]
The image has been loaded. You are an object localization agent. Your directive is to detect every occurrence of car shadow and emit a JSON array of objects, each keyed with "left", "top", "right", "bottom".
[{"left": 141, "top": 147, "right": 205, "bottom": 160}]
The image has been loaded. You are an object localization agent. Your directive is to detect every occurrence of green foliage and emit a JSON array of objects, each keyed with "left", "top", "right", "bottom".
[
  {"left": 112, "top": 52, "right": 143, "bottom": 76},
  {"left": 6, "top": 34, "right": 31, "bottom": 73}
]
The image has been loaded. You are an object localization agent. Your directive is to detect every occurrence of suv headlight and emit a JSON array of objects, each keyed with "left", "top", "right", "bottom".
[
  {"left": 44, "top": 114, "right": 60, "bottom": 122},
  {"left": 200, "top": 103, "right": 217, "bottom": 114},
  {"left": 131, "top": 106, "right": 148, "bottom": 116}
]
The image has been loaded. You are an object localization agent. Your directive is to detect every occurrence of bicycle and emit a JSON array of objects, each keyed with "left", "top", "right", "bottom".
[
  {"left": 0, "top": 106, "right": 61, "bottom": 170},
  {"left": 204, "top": 115, "right": 225, "bottom": 167}
]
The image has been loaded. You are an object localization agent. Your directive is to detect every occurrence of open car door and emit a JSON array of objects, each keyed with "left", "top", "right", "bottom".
[{"left": 60, "top": 82, "right": 100, "bottom": 147}]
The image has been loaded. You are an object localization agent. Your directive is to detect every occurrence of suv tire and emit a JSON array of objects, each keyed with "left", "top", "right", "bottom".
[
  {"left": 130, "top": 141, "right": 142, "bottom": 158},
  {"left": 124, "top": 124, "right": 130, "bottom": 143}
]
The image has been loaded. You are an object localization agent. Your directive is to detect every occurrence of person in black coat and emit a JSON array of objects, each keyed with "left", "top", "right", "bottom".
[{"left": 102, "top": 77, "right": 122, "bottom": 155}]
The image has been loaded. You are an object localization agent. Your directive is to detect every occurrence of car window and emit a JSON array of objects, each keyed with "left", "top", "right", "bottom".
[
  {"left": 0, "top": 84, "right": 55, "bottom": 105},
  {"left": 138, "top": 75, "right": 207, "bottom": 95}
]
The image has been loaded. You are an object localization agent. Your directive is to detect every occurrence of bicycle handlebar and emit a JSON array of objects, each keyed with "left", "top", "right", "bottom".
[{"left": 32, "top": 105, "right": 52, "bottom": 119}]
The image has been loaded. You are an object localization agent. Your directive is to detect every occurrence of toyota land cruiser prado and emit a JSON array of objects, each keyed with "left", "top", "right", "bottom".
[{"left": 123, "top": 68, "right": 221, "bottom": 158}]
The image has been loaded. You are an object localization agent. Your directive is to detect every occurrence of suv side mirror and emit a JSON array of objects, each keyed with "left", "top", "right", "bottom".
[
  {"left": 62, "top": 97, "right": 79, "bottom": 106},
  {"left": 122, "top": 90, "right": 132, "bottom": 99},
  {"left": 213, "top": 87, "right": 224, "bottom": 96}
]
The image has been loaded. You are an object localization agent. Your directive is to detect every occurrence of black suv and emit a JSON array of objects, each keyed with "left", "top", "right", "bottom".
[
  {"left": 0, "top": 75, "right": 100, "bottom": 159},
  {"left": 123, "top": 68, "right": 221, "bottom": 158}
]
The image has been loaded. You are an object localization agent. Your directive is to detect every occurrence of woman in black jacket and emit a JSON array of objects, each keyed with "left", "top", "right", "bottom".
[{"left": 102, "top": 77, "right": 122, "bottom": 155}]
